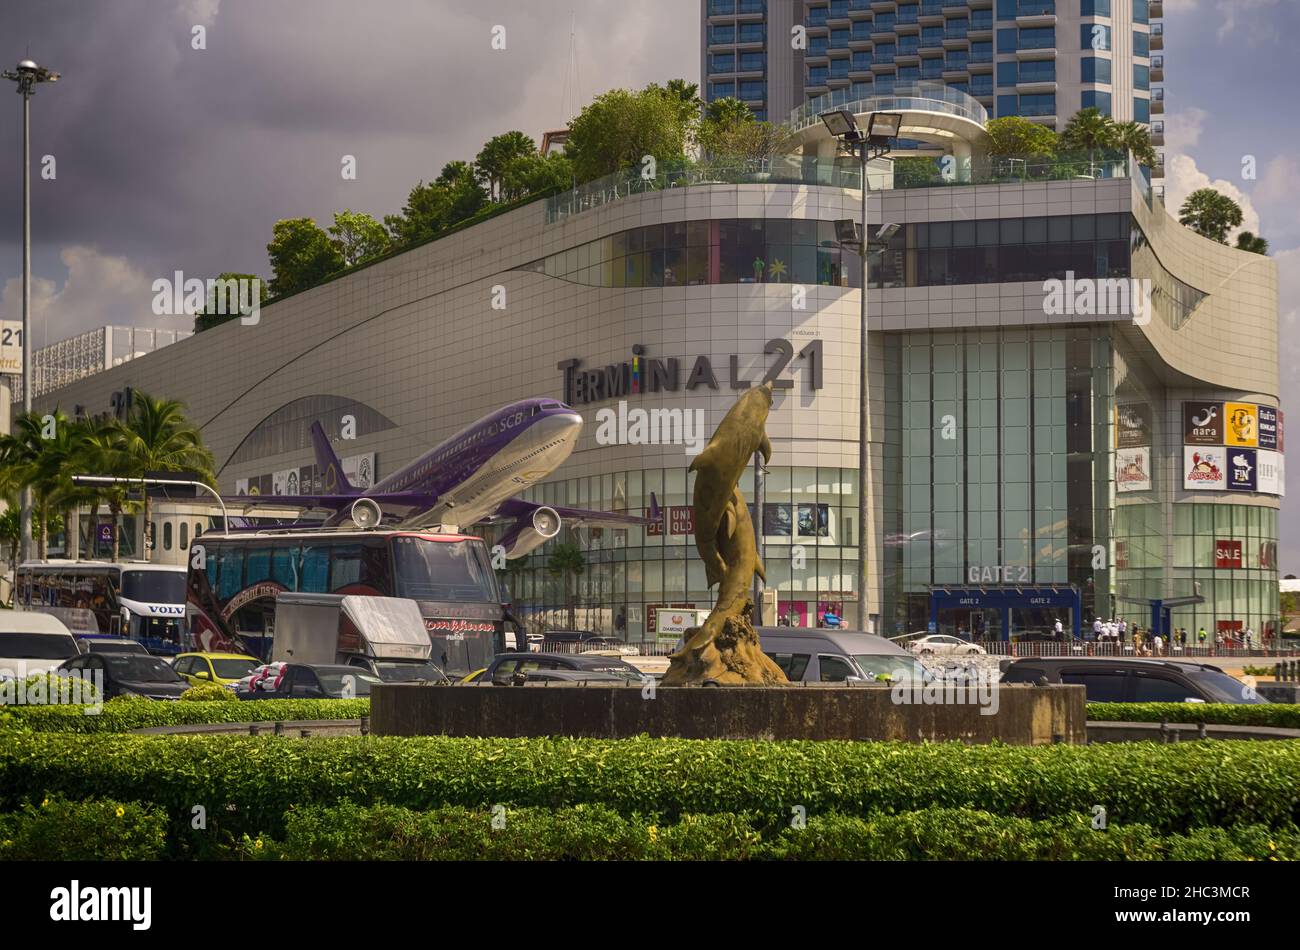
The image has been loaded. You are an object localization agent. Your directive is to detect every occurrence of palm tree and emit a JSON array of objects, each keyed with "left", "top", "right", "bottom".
[
  {"left": 0, "top": 409, "right": 78, "bottom": 559},
  {"left": 1179, "top": 188, "right": 1244, "bottom": 243},
  {"left": 546, "top": 542, "right": 586, "bottom": 630},
  {"left": 1060, "top": 107, "right": 1118, "bottom": 175},
  {"left": 76, "top": 417, "right": 137, "bottom": 561},
  {"left": 1113, "top": 120, "right": 1157, "bottom": 168},
  {"left": 1234, "top": 231, "right": 1269, "bottom": 255},
  {"left": 114, "top": 393, "right": 215, "bottom": 562}
]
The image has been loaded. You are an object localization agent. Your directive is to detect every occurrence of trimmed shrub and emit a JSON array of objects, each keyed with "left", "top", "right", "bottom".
[
  {"left": 1088, "top": 702, "right": 1300, "bottom": 730},
  {"left": 0, "top": 797, "right": 167, "bottom": 860},
  {"left": 1, "top": 734, "right": 1296, "bottom": 845},
  {"left": 253, "top": 803, "right": 1300, "bottom": 861},
  {"left": 179, "top": 684, "right": 238, "bottom": 702},
  {"left": 1, "top": 698, "right": 369, "bottom": 733}
]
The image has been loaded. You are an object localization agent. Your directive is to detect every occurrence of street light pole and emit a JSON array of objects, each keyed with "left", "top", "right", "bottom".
[
  {"left": 818, "top": 109, "right": 900, "bottom": 633},
  {"left": 3, "top": 59, "right": 60, "bottom": 564}
]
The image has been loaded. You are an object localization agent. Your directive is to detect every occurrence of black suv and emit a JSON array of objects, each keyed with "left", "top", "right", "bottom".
[
  {"left": 1000, "top": 657, "right": 1266, "bottom": 704},
  {"left": 482, "top": 652, "right": 644, "bottom": 685}
]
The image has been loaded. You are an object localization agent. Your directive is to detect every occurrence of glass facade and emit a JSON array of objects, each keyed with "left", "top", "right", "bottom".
[
  {"left": 525, "top": 218, "right": 863, "bottom": 288},
  {"left": 882, "top": 326, "right": 1111, "bottom": 637},
  {"left": 869, "top": 213, "right": 1131, "bottom": 288},
  {"left": 497, "top": 467, "right": 861, "bottom": 640}
]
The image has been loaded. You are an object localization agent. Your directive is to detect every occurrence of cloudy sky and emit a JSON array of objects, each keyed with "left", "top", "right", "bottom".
[{"left": 1, "top": 0, "right": 1298, "bottom": 564}]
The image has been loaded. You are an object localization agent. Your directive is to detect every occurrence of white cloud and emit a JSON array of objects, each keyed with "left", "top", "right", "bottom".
[
  {"left": 1253, "top": 156, "right": 1300, "bottom": 230},
  {"left": 1161, "top": 107, "right": 1206, "bottom": 155},
  {"left": 0, "top": 246, "right": 183, "bottom": 349},
  {"left": 181, "top": 0, "right": 220, "bottom": 27},
  {"left": 1163, "top": 154, "right": 1261, "bottom": 240}
]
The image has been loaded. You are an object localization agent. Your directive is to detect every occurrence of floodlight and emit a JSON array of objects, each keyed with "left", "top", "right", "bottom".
[
  {"left": 876, "top": 222, "right": 901, "bottom": 241},
  {"left": 819, "top": 109, "right": 858, "bottom": 138}
]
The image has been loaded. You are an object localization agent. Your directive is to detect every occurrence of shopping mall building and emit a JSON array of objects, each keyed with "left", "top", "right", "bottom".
[{"left": 35, "top": 88, "right": 1281, "bottom": 643}]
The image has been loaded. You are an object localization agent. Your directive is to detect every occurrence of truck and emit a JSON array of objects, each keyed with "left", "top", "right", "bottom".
[{"left": 271, "top": 592, "right": 449, "bottom": 683}]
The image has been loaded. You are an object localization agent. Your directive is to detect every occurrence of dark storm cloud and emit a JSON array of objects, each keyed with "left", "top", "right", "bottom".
[{"left": 0, "top": 0, "right": 697, "bottom": 323}]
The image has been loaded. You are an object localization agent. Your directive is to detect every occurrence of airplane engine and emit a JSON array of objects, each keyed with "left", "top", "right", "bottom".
[
  {"left": 350, "top": 497, "right": 383, "bottom": 528},
  {"left": 499, "top": 506, "right": 561, "bottom": 558}
]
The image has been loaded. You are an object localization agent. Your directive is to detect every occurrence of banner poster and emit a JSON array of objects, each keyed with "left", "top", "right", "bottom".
[
  {"left": 1224, "top": 402, "right": 1258, "bottom": 447},
  {"left": 1183, "top": 402, "right": 1222, "bottom": 445},
  {"left": 1116, "top": 447, "right": 1151, "bottom": 492},
  {"left": 1183, "top": 447, "right": 1226, "bottom": 490}
]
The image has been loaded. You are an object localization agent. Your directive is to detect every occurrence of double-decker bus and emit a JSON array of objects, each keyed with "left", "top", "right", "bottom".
[
  {"left": 15, "top": 560, "right": 189, "bottom": 655},
  {"left": 185, "top": 528, "right": 506, "bottom": 675}
]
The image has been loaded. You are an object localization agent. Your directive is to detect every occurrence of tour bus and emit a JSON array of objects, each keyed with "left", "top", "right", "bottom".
[
  {"left": 185, "top": 528, "right": 507, "bottom": 675},
  {"left": 15, "top": 560, "right": 189, "bottom": 656}
]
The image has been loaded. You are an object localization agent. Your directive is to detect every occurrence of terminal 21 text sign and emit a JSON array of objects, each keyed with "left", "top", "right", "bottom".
[{"left": 558, "top": 339, "right": 823, "bottom": 407}]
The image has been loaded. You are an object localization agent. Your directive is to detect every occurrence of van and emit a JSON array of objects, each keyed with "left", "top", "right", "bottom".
[
  {"left": 0, "top": 612, "right": 81, "bottom": 677},
  {"left": 758, "top": 629, "right": 926, "bottom": 683}
]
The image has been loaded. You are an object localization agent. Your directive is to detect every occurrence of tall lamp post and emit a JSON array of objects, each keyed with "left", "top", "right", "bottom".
[
  {"left": 3, "top": 58, "right": 60, "bottom": 563},
  {"left": 818, "top": 109, "right": 900, "bottom": 632}
]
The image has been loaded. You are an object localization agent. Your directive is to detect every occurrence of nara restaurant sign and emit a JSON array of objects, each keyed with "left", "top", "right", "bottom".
[{"left": 559, "top": 340, "right": 823, "bottom": 407}]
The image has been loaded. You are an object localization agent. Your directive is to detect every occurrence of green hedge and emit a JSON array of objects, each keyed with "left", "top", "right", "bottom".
[
  {"left": 0, "top": 797, "right": 168, "bottom": 860},
  {"left": 1, "top": 699, "right": 369, "bottom": 733},
  {"left": 2, "top": 734, "right": 1297, "bottom": 844},
  {"left": 1088, "top": 703, "right": 1300, "bottom": 730},
  {"left": 247, "top": 803, "right": 1300, "bottom": 861}
]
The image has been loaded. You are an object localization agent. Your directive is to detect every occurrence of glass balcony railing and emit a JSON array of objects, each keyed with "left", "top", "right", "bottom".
[
  {"left": 1018, "top": 0, "right": 1056, "bottom": 14},
  {"left": 874, "top": 52, "right": 896, "bottom": 64},
  {"left": 969, "top": 48, "right": 993, "bottom": 63},
  {"left": 921, "top": 1, "right": 945, "bottom": 14},
  {"left": 738, "top": 25, "right": 766, "bottom": 42},
  {"left": 944, "top": 55, "right": 970, "bottom": 70},
  {"left": 971, "top": 78, "right": 994, "bottom": 96},
  {"left": 809, "top": 39, "right": 830, "bottom": 56},
  {"left": 707, "top": 0, "right": 735, "bottom": 14},
  {"left": 851, "top": 24, "right": 873, "bottom": 40},
  {"left": 944, "top": 22, "right": 969, "bottom": 39},
  {"left": 921, "top": 29, "right": 943, "bottom": 46},
  {"left": 899, "top": 38, "right": 921, "bottom": 54},
  {"left": 830, "top": 0, "right": 850, "bottom": 17},
  {"left": 737, "top": 0, "right": 767, "bottom": 13},
  {"left": 971, "top": 12, "right": 994, "bottom": 31},
  {"left": 808, "top": 8, "right": 830, "bottom": 27},
  {"left": 876, "top": 15, "right": 897, "bottom": 32},
  {"left": 897, "top": 5, "right": 920, "bottom": 24},
  {"left": 921, "top": 63, "right": 944, "bottom": 79},
  {"left": 789, "top": 81, "right": 988, "bottom": 131}
]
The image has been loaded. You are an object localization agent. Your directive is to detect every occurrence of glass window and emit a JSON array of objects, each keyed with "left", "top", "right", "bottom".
[
  {"left": 1082, "top": 90, "right": 1112, "bottom": 115},
  {"left": 1081, "top": 57, "right": 1111, "bottom": 85},
  {"left": 766, "top": 652, "right": 811, "bottom": 680},
  {"left": 1133, "top": 64, "right": 1149, "bottom": 91},
  {"left": 1132, "top": 674, "right": 1200, "bottom": 703},
  {"left": 163, "top": 522, "right": 173, "bottom": 551},
  {"left": 997, "top": 28, "right": 1018, "bottom": 53},
  {"left": 819, "top": 655, "right": 857, "bottom": 682},
  {"left": 1061, "top": 670, "right": 1127, "bottom": 702},
  {"left": 1082, "top": 23, "right": 1110, "bottom": 51}
]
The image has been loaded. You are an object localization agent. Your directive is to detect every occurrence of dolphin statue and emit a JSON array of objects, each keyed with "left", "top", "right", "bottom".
[{"left": 689, "top": 381, "right": 773, "bottom": 588}]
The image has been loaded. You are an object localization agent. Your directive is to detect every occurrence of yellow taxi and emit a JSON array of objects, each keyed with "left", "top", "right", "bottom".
[{"left": 172, "top": 652, "right": 261, "bottom": 688}]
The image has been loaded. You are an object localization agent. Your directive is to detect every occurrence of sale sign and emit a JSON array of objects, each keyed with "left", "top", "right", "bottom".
[{"left": 1215, "top": 539, "right": 1242, "bottom": 569}]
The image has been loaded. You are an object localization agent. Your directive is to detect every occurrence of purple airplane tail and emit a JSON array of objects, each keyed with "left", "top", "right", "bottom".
[{"left": 310, "top": 421, "right": 357, "bottom": 495}]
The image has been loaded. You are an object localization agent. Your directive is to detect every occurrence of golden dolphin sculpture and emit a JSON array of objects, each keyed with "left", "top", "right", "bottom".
[
  {"left": 689, "top": 382, "right": 774, "bottom": 587},
  {"left": 662, "top": 381, "right": 786, "bottom": 686}
]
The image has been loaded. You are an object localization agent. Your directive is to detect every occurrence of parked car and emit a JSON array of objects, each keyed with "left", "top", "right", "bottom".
[
  {"left": 236, "top": 662, "right": 383, "bottom": 700},
  {"left": 57, "top": 651, "right": 190, "bottom": 700},
  {"left": 344, "top": 655, "right": 449, "bottom": 684},
  {"left": 0, "top": 613, "right": 80, "bottom": 677},
  {"left": 508, "top": 669, "right": 629, "bottom": 684},
  {"left": 172, "top": 652, "right": 261, "bottom": 689},
  {"left": 77, "top": 636, "right": 150, "bottom": 656},
  {"left": 999, "top": 657, "right": 1268, "bottom": 704},
  {"left": 759, "top": 629, "right": 927, "bottom": 684},
  {"left": 482, "top": 652, "right": 645, "bottom": 685},
  {"left": 909, "top": 634, "right": 986, "bottom": 656}
]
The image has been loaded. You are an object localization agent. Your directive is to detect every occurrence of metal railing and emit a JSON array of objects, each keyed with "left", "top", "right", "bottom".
[{"left": 967, "top": 639, "right": 1297, "bottom": 659}]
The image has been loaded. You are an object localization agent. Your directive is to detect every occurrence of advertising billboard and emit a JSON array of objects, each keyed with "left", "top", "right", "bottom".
[
  {"left": 1258, "top": 405, "right": 1279, "bottom": 450},
  {"left": 1183, "top": 447, "right": 1226, "bottom": 490},
  {"left": 1116, "top": 446, "right": 1152, "bottom": 492},
  {"left": 1227, "top": 449, "right": 1257, "bottom": 492},
  {"left": 1183, "top": 402, "right": 1222, "bottom": 445},
  {"left": 1116, "top": 403, "right": 1151, "bottom": 448},
  {"left": 1223, "top": 402, "right": 1258, "bottom": 447},
  {"left": 1215, "top": 539, "right": 1243, "bottom": 569}
]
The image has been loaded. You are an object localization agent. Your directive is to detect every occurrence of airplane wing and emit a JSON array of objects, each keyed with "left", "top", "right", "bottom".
[
  {"left": 222, "top": 491, "right": 440, "bottom": 514},
  {"left": 494, "top": 497, "right": 652, "bottom": 528}
]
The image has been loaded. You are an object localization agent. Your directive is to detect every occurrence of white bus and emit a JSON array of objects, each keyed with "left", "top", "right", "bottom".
[{"left": 15, "top": 560, "right": 188, "bottom": 656}]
